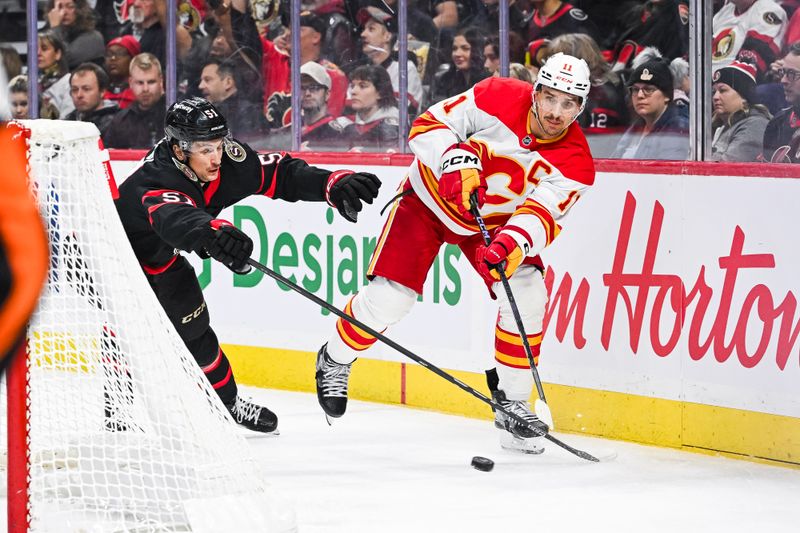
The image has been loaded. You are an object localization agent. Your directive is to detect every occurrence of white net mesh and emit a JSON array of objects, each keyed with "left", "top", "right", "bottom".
[{"left": 1, "top": 120, "right": 295, "bottom": 532}]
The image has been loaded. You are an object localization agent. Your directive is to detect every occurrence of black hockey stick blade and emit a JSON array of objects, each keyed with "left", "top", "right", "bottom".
[{"left": 246, "top": 258, "right": 600, "bottom": 463}]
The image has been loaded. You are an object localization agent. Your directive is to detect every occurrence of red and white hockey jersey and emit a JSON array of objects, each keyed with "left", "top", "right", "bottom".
[
  {"left": 407, "top": 76, "right": 594, "bottom": 260},
  {"left": 712, "top": 0, "right": 787, "bottom": 76}
]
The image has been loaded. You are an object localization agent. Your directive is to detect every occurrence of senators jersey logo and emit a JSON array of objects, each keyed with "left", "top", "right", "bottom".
[{"left": 712, "top": 29, "right": 735, "bottom": 60}]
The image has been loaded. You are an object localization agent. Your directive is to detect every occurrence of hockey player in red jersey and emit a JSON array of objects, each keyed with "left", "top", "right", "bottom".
[
  {"left": 315, "top": 53, "right": 595, "bottom": 453},
  {"left": 116, "top": 97, "right": 381, "bottom": 434}
]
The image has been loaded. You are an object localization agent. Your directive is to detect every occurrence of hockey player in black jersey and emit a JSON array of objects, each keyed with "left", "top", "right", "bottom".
[{"left": 115, "top": 97, "right": 381, "bottom": 433}]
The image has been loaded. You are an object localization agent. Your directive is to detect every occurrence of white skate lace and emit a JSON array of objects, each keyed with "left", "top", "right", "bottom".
[
  {"left": 502, "top": 399, "right": 540, "bottom": 427},
  {"left": 230, "top": 396, "right": 263, "bottom": 424},
  {"left": 320, "top": 356, "right": 351, "bottom": 398}
]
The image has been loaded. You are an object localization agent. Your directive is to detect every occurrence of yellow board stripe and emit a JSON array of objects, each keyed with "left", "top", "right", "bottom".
[{"left": 223, "top": 344, "right": 800, "bottom": 468}]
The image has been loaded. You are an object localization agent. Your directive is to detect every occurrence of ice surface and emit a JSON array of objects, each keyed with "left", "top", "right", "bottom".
[
  {"left": 244, "top": 387, "right": 800, "bottom": 533},
  {"left": 3, "top": 386, "right": 798, "bottom": 532}
]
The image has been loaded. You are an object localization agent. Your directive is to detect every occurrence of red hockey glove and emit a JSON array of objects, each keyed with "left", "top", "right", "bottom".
[
  {"left": 437, "top": 144, "right": 486, "bottom": 219},
  {"left": 326, "top": 170, "right": 382, "bottom": 223},
  {"left": 203, "top": 220, "right": 253, "bottom": 274},
  {"left": 475, "top": 232, "right": 525, "bottom": 283}
]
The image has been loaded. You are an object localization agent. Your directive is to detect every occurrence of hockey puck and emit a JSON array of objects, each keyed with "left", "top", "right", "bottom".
[{"left": 470, "top": 456, "right": 494, "bottom": 472}]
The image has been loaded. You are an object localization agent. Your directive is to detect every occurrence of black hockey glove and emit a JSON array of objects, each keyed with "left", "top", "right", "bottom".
[
  {"left": 201, "top": 220, "right": 253, "bottom": 274},
  {"left": 325, "top": 170, "right": 382, "bottom": 223}
]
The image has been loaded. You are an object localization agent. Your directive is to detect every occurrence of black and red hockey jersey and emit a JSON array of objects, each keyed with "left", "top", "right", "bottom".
[
  {"left": 526, "top": 2, "right": 599, "bottom": 44},
  {"left": 116, "top": 139, "right": 330, "bottom": 271}
]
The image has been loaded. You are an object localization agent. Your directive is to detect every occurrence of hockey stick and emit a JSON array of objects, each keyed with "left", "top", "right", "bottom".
[
  {"left": 246, "top": 257, "right": 598, "bottom": 463},
  {"left": 469, "top": 193, "right": 554, "bottom": 430}
]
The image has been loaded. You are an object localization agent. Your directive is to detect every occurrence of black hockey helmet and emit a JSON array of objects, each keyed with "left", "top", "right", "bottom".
[{"left": 164, "top": 97, "right": 229, "bottom": 149}]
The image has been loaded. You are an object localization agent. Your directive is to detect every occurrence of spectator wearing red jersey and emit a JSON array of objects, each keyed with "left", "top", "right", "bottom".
[
  {"left": 104, "top": 36, "right": 140, "bottom": 110},
  {"left": 265, "top": 12, "right": 347, "bottom": 129}
]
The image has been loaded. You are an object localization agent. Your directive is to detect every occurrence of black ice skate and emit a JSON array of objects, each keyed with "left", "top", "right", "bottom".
[
  {"left": 226, "top": 395, "right": 279, "bottom": 434},
  {"left": 492, "top": 389, "right": 549, "bottom": 439},
  {"left": 315, "top": 344, "right": 352, "bottom": 422},
  {"left": 491, "top": 389, "right": 548, "bottom": 454}
]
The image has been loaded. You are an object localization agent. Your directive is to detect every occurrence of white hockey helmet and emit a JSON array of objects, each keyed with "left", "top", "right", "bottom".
[{"left": 534, "top": 52, "right": 591, "bottom": 115}]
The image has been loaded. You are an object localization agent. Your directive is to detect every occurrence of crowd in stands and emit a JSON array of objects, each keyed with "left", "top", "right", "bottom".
[{"left": 2, "top": 0, "right": 799, "bottom": 162}]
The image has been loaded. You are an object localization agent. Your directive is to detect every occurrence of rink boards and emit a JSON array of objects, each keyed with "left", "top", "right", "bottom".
[{"left": 111, "top": 154, "right": 800, "bottom": 466}]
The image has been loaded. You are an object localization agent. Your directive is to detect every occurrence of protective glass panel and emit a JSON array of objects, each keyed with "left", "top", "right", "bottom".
[{"left": 711, "top": 0, "right": 798, "bottom": 163}]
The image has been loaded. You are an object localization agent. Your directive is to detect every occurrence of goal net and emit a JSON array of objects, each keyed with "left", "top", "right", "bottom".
[{"left": 1, "top": 120, "right": 295, "bottom": 532}]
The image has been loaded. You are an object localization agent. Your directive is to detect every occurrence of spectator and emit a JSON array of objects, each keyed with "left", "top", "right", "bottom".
[
  {"left": 525, "top": 37, "right": 550, "bottom": 77},
  {"left": 299, "top": 62, "right": 345, "bottom": 149},
  {"left": 65, "top": 63, "right": 119, "bottom": 138},
  {"left": 713, "top": 0, "right": 787, "bottom": 80},
  {"left": 45, "top": 0, "right": 105, "bottom": 69},
  {"left": 670, "top": 56, "right": 691, "bottom": 109},
  {"left": 412, "top": 0, "right": 460, "bottom": 30},
  {"left": 464, "top": 0, "right": 527, "bottom": 36},
  {"left": 546, "top": 33, "right": 628, "bottom": 136},
  {"left": 208, "top": 0, "right": 264, "bottom": 103},
  {"left": 305, "top": 0, "right": 360, "bottom": 66},
  {"left": 261, "top": 23, "right": 291, "bottom": 130},
  {"left": 38, "top": 30, "right": 74, "bottom": 119},
  {"left": 198, "top": 59, "right": 267, "bottom": 140},
  {"left": 298, "top": 12, "right": 347, "bottom": 114},
  {"left": 104, "top": 53, "right": 167, "bottom": 149},
  {"left": 484, "top": 33, "right": 527, "bottom": 76},
  {"left": 104, "top": 35, "right": 140, "bottom": 109},
  {"left": 612, "top": 58, "right": 689, "bottom": 160},
  {"left": 710, "top": 61, "right": 771, "bottom": 161},
  {"left": 125, "top": 0, "right": 192, "bottom": 65},
  {"left": 508, "top": 62, "right": 533, "bottom": 83},
  {"left": 265, "top": 12, "right": 347, "bottom": 128},
  {"left": 610, "top": 0, "right": 689, "bottom": 72},
  {"left": 334, "top": 65, "right": 400, "bottom": 151},
  {"left": 762, "top": 43, "right": 800, "bottom": 162},
  {"left": 0, "top": 46, "right": 23, "bottom": 80},
  {"left": 8, "top": 75, "right": 29, "bottom": 119},
  {"left": 356, "top": 6, "right": 424, "bottom": 112},
  {"left": 380, "top": 0, "right": 438, "bottom": 46},
  {"left": 430, "top": 27, "right": 491, "bottom": 104},
  {"left": 526, "top": 0, "right": 599, "bottom": 44}
]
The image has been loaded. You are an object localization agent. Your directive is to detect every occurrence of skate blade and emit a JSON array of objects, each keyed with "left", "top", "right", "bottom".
[
  {"left": 238, "top": 427, "right": 280, "bottom": 438},
  {"left": 325, "top": 414, "right": 334, "bottom": 426},
  {"left": 500, "top": 433, "right": 545, "bottom": 455}
]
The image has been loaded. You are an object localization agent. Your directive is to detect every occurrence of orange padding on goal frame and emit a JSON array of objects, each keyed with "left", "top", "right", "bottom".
[{"left": 0, "top": 125, "right": 50, "bottom": 358}]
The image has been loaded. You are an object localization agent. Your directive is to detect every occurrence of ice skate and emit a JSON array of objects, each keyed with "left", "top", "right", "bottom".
[
  {"left": 226, "top": 395, "right": 279, "bottom": 434},
  {"left": 499, "top": 431, "right": 545, "bottom": 454},
  {"left": 492, "top": 389, "right": 549, "bottom": 437},
  {"left": 315, "top": 343, "right": 352, "bottom": 423}
]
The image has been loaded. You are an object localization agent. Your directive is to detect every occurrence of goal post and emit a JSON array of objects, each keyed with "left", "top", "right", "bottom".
[{"left": 2, "top": 120, "right": 296, "bottom": 532}]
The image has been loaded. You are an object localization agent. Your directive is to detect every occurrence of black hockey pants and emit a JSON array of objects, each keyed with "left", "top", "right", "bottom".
[{"left": 145, "top": 255, "right": 238, "bottom": 405}]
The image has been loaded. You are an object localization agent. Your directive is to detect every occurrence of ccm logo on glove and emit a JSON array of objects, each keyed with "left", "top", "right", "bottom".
[{"left": 438, "top": 145, "right": 487, "bottom": 219}]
